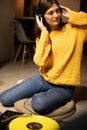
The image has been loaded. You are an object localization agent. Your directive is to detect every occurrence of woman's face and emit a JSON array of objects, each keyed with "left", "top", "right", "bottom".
[{"left": 44, "top": 3, "right": 61, "bottom": 30}]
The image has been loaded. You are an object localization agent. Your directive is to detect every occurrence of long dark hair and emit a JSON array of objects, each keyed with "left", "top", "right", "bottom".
[{"left": 34, "top": 0, "right": 65, "bottom": 38}]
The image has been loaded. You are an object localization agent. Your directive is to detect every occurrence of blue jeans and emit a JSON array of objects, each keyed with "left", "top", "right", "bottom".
[{"left": 0, "top": 74, "right": 75, "bottom": 114}]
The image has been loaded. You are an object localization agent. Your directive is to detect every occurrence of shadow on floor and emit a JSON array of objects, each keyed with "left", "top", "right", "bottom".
[{"left": 60, "top": 113, "right": 87, "bottom": 130}]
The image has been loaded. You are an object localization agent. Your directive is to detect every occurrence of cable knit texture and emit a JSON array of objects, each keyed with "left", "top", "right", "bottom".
[{"left": 34, "top": 11, "right": 87, "bottom": 86}]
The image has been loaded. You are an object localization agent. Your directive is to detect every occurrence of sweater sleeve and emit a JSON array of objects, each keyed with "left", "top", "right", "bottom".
[
  {"left": 69, "top": 11, "right": 87, "bottom": 25},
  {"left": 33, "top": 30, "right": 51, "bottom": 67}
]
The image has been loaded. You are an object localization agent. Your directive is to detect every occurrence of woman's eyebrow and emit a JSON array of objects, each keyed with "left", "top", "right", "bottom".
[{"left": 46, "top": 7, "right": 60, "bottom": 14}]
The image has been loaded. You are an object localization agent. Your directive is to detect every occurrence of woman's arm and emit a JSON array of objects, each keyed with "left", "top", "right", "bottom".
[
  {"left": 69, "top": 11, "right": 87, "bottom": 25},
  {"left": 60, "top": 5, "right": 71, "bottom": 18},
  {"left": 33, "top": 15, "right": 51, "bottom": 67},
  {"left": 60, "top": 5, "right": 87, "bottom": 26},
  {"left": 33, "top": 31, "right": 51, "bottom": 67}
]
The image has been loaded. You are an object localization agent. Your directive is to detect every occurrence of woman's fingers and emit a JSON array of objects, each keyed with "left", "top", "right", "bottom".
[
  {"left": 36, "top": 15, "right": 47, "bottom": 31},
  {"left": 60, "top": 5, "right": 71, "bottom": 18}
]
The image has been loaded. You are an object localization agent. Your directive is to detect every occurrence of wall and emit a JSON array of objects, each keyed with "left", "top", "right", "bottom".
[
  {"left": 15, "top": 0, "right": 24, "bottom": 17},
  {"left": 59, "top": 0, "right": 81, "bottom": 22},
  {"left": 0, "top": 0, "right": 15, "bottom": 64},
  {"left": 59, "top": 0, "right": 80, "bottom": 11}
]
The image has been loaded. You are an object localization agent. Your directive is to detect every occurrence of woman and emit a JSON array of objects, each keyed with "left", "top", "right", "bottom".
[{"left": 0, "top": 0, "right": 87, "bottom": 114}]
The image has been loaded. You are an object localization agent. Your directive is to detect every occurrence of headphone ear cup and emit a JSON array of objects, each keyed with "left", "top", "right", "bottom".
[{"left": 36, "top": 5, "right": 39, "bottom": 15}]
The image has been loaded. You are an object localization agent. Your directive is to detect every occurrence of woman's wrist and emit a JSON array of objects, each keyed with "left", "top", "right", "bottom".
[{"left": 41, "top": 26, "right": 47, "bottom": 31}]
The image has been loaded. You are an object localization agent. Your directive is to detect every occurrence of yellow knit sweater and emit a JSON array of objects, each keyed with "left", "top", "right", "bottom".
[{"left": 34, "top": 11, "right": 87, "bottom": 87}]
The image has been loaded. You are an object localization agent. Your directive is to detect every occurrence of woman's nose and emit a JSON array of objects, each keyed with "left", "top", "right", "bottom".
[{"left": 53, "top": 12, "right": 59, "bottom": 17}]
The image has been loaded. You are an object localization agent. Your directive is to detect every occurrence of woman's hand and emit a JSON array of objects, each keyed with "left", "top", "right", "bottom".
[
  {"left": 36, "top": 15, "right": 47, "bottom": 31},
  {"left": 60, "top": 5, "right": 71, "bottom": 18}
]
